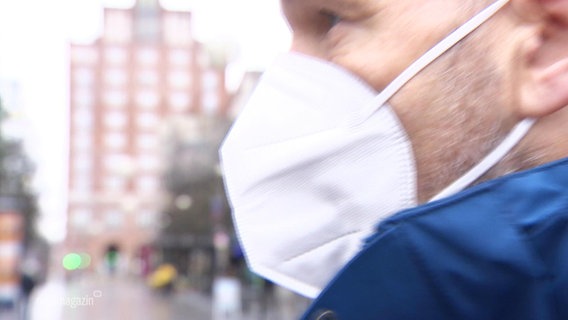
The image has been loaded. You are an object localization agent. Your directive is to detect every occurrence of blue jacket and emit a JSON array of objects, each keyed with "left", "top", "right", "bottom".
[{"left": 302, "top": 158, "right": 568, "bottom": 320}]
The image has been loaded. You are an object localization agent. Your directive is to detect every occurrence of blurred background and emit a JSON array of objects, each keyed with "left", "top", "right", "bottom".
[{"left": 0, "top": 0, "right": 311, "bottom": 319}]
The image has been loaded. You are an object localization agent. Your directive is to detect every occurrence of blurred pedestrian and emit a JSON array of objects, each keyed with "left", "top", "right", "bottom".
[
  {"left": 147, "top": 263, "right": 178, "bottom": 295},
  {"left": 19, "top": 237, "right": 49, "bottom": 320},
  {"left": 104, "top": 244, "right": 120, "bottom": 276},
  {"left": 260, "top": 279, "right": 276, "bottom": 319},
  {"left": 212, "top": 267, "right": 242, "bottom": 320},
  {"left": 221, "top": 0, "right": 568, "bottom": 319}
]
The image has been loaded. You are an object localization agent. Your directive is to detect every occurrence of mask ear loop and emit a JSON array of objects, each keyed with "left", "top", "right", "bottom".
[
  {"left": 351, "top": 0, "right": 536, "bottom": 201},
  {"left": 352, "top": 0, "right": 511, "bottom": 125},
  {"left": 429, "top": 118, "right": 535, "bottom": 202}
]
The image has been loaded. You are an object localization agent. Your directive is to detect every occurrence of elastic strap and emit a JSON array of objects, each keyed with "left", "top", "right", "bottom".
[
  {"left": 369, "top": 0, "right": 510, "bottom": 112},
  {"left": 429, "top": 118, "right": 536, "bottom": 202}
]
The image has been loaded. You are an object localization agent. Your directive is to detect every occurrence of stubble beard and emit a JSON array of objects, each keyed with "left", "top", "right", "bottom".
[{"left": 401, "top": 29, "right": 527, "bottom": 202}]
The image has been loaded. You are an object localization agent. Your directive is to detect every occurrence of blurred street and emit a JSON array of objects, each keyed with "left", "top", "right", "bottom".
[
  {"left": 0, "top": 2, "right": 297, "bottom": 320},
  {"left": 0, "top": 273, "right": 310, "bottom": 320}
]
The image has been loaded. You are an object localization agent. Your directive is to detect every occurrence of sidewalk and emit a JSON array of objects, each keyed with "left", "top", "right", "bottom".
[
  {"left": 1, "top": 274, "right": 310, "bottom": 320},
  {"left": 28, "top": 275, "right": 210, "bottom": 320}
]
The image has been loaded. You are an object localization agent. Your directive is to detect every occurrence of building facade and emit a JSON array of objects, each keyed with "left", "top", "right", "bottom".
[{"left": 67, "top": 0, "right": 229, "bottom": 274}]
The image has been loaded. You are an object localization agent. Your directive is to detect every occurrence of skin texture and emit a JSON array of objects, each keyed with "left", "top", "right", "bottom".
[{"left": 281, "top": 0, "right": 568, "bottom": 202}]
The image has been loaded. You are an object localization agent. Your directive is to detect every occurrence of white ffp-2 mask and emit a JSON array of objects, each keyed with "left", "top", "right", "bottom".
[
  {"left": 221, "top": 53, "right": 416, "bottom": 298},
  {"left": 220, "top": 0, "right": 534, "bottom": 298}
]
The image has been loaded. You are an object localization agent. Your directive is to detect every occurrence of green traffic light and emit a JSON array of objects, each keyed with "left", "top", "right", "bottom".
[{"left": 62, "top": 253, "right": 82, "bottom": 270}]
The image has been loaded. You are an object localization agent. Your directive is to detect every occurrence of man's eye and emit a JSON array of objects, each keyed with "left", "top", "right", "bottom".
[{"left": 321, "top": 10, "right": 342, "bottom": 28}]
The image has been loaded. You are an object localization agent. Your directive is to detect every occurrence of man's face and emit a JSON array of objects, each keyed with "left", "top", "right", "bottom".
[
  {"left": 281, "top": 0, "right": 521, "bottom": 201},
  {"left": 282, "top": 0, "right": 473, "bottom": 90}
]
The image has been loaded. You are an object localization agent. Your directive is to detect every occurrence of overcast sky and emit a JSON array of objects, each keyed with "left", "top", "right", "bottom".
[{"left": 0, "top": 0, "right": 290, "bottom": 242}]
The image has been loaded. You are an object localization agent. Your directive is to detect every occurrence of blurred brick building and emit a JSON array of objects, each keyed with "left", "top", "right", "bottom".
[{"left": 66, "top": 0, "right": 230, "bottom": 274}]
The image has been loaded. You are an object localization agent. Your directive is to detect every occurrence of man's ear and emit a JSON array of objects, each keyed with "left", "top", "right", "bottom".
[{"left": 514, "top": 0, "right": 568, "bottom": 118}]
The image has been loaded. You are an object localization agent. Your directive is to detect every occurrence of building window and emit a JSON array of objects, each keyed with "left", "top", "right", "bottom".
[
  {"left": 104, "top": 132, "right": 127, "bottom": 150},
  {"left": 137, "top": 210, "right": 155, "bottom": 227},
  {"left": 74, "top": 68, "right": 95, "bottom": 87},
  {"left": 167, "top": 70, "right": 191, "bottom": 89},
  {"left": 136, "top": 47, "right": 159, "bottom": 66},
  {"left": 104, "top": 176, "right": 127, "bottom": 193},
  {"left": 136, "top": 90, "right": 160, "bottom": 109},
  {"left": 202, "top": 90, "right": 219, "bottom": 114},
  {"left": 74, "top": 89, "right": 94, "bottom": 108},
  {"left": 168, "top": 49, "right": 191, "bottom": 66},
  {"left": 202, "top": 71, "right": 220, "bottom": 113},
  {"left": 104, "top": 110, "right": 128, "bottom": 129},
  {"left": 136, "top": 112, "right": 159, "bottom": 129},
  {"left": 73, "top": 131, "right": 92, "bottom": 152},
  {"left": 73, "top": 153, "right": 92, "bottom": 173},
  {"left": 137, "top": 70, "right": 159, "bottom": 87},
  {"left": 104, "top": 90, "right": 128, "bottom": 108},
  {"left": 74, "top": 108, "right": 93, "bottom": 129},
  {"left": 137, "top": 154, "right": 160, "bottom": 172},
  {"left": 136, "top": 175, "right": 160, "bottom": 193},
  {"left": 73, "top": 172, "right": 92, "bottom": 193},
  {"left": 71, "top": 208, "right": 92, "bottom": 229},
  {"left": 105, "top": 47, "right": 128, "bottom": 65},
  {"left": 168, "top": 92, "right": 191, "bottom": 111},
  {"left": 202, "top": 70, "right": 218, "bottom": 90},
  {"left": 104, "top": 153, "right": 133, "bottom": 175},
  {"left": 136, "top": 133, "right": 159, "bottom": 151},
  {"left": 137, "top": 134, "right": 156, "bottom": 150},
  {"left": 104, "top": 68, "right": 128, "bottom": 87},
  {"left": 71, "top": 47, "right": 98, "bottom": 65},
  {"left": 103, "top": 151, "right": 136, "bottom": 181},
  {"left": 105, "top": 210, "right": 124, "bottom": 228}
]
